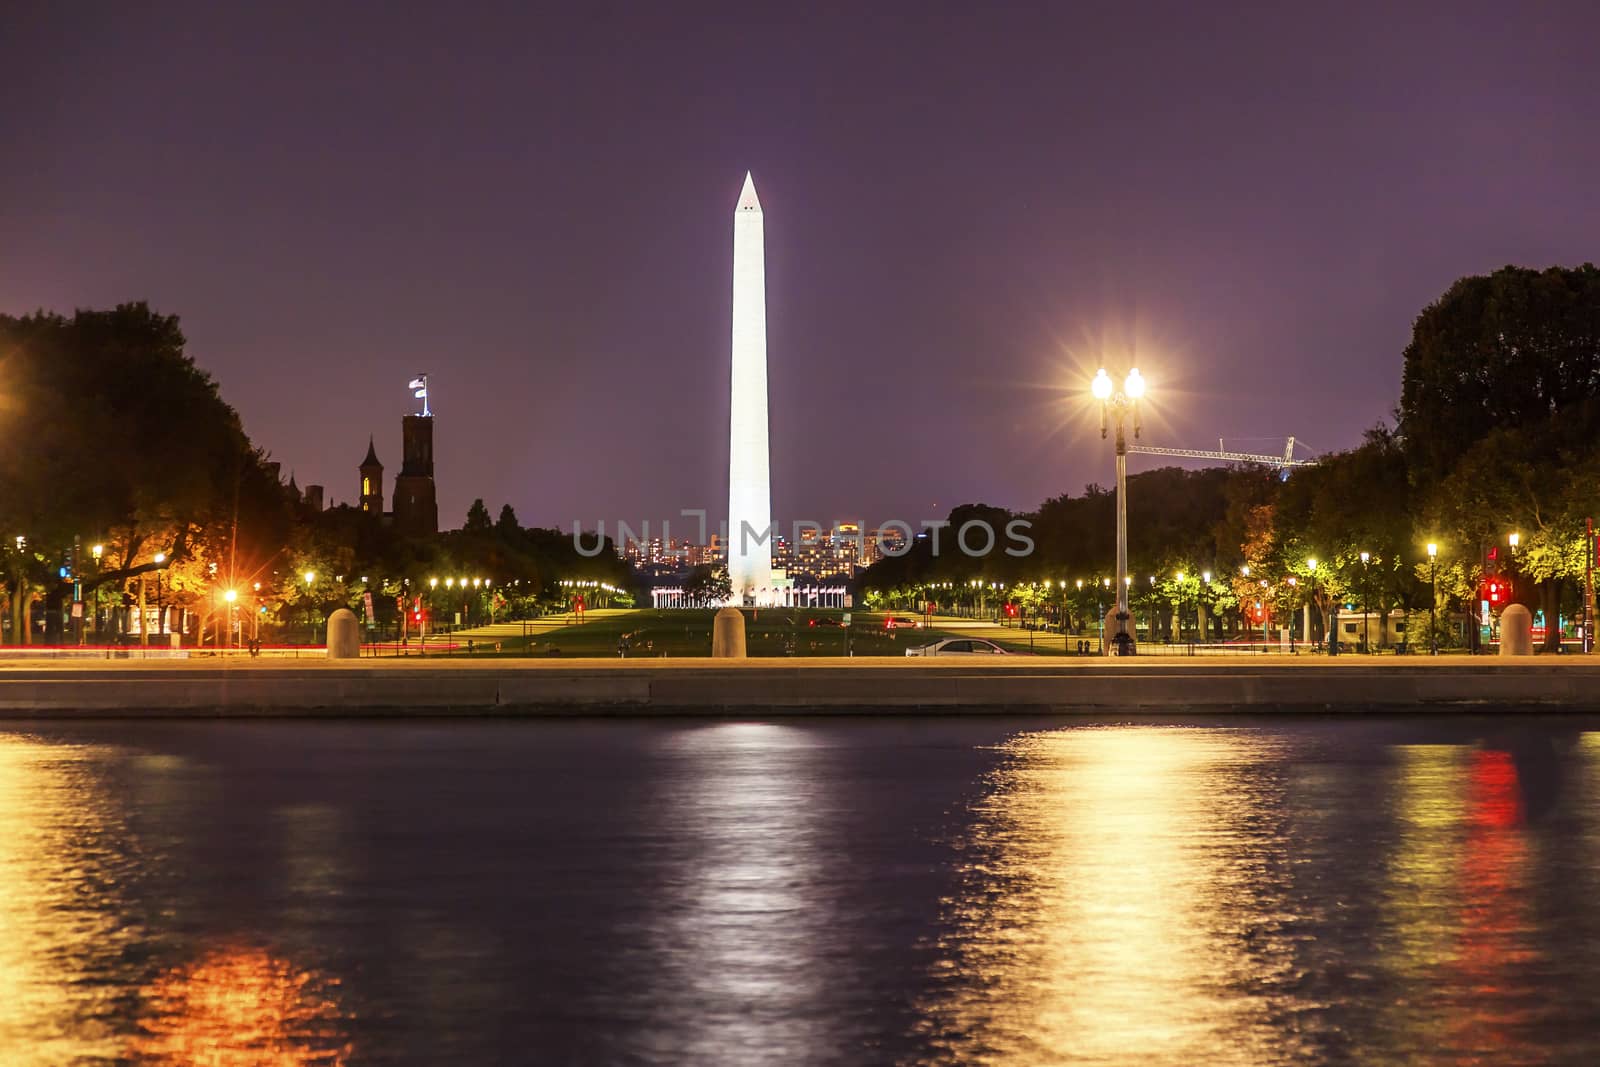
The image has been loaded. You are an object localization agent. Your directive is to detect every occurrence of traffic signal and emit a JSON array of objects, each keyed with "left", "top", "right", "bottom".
[{"left": 1480, "top": 576, "right": 1511, "bottom": 605}]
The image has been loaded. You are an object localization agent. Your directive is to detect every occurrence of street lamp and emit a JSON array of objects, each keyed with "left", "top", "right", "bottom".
[
  {"left": 1287, "top": 576, "right": 1298, "bottom": 653},
  {"left": 1175, "top": 572, "right": 1186, "bottom": 646},
  {"left": 89, "top": 544, "right": 104, "bottom": 642},
  {"left": 303, "top": 571, "right": 316, "bottom": 645},
  {"left": 154, "top": 552, "right": 167, "bottom": 640},
  {"left": 1359, "top": 551, "right": 1371, "bottom": 653},
  {"left": 1426, "top": 542, "right": 1438, "bottom": 655},
  {"left": 223, "top": 588, "right": 237, "bottom": 651},
  {"left": 1092, "top": 366, "right": 1145, "bottom": 653},
  {"left": 1306, "top": 558, "right": 1319, "bottom": 650}
]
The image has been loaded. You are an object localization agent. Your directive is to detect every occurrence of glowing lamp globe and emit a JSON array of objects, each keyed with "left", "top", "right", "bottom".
[
  {"left": 1091, "top": 368, "right": 1113, "bottom": 400},
  {"left": 1124, "top": 368, "right": 1145, "bottom": 399}
]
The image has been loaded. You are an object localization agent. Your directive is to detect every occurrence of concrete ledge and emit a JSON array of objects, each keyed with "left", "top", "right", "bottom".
[{"left": 0, "top": 656, "right": 1595, "bottom": 716}]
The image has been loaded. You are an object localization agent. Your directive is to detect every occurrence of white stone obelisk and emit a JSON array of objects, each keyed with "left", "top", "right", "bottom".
[{"left": 727, "top": 172, "right": 773, "bottom": 605}]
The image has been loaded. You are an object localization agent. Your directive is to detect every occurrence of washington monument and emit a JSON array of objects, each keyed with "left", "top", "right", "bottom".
[{"left": 727, "top": 171, "right": 774, "bottom": 605}]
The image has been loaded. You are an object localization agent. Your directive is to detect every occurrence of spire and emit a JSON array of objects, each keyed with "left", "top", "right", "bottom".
[
  {"left": 736, "top": 171, "right": 761, "bottom": 213},
  {"left": 361, "top": 435, "right": 381, "bottom": 468}
]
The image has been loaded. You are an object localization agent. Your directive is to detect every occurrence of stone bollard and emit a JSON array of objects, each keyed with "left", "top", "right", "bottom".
[
  {"left": 1499, "top": 604, "right": 1534, "bottom": 656},
  {"left": 1103, "top": 606, "right": 1135, "bottom": 656},
  {"left": 326, "top": 608, "right": 361, "bottom": 659},
  {"left": 712, "top": 606, "right": 747, "bottom": 658}
]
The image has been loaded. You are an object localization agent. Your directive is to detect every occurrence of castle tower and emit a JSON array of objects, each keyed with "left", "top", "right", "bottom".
[
  {"left": 393, "top": 414, "right": 438, "bottom": 537},
  {"left": 359, "top": 436, "right": 384, "bottom": 517},
  {"left": 727, "top": 172, "right": 774, "bottom": 605}
]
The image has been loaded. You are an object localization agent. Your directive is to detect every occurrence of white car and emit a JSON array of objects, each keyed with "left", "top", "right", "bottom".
[{"left": 906, "top": 637, "right": 1011, "bottom": 657}]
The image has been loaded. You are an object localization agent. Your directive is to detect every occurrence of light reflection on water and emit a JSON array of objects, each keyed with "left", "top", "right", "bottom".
[
  {"left": 917, "top": 724, "right": 1600, "bottom": 1066},
  {"left": 0, "top": 735, "right": 142, "bottom": 1063},
  {"left": 917, "top": 726, "right": 1300, "bottom": 1064},
  {"left": 0, "top": 719, "right": 1599, "bottom": 1064},
  {"left": 636, "top": 723, "right": 835, "bottom": 1061},
  {"left": 130, "top": 944, "right": 351, "bottom": 1066},
  {"left": 0, "top": 733, "right": 351, "bottom": 1066}
]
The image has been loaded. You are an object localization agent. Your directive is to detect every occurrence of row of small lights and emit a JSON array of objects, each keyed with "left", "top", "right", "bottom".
[{"left": 910, "top": 541, "right": 1497, "bottom": 595}]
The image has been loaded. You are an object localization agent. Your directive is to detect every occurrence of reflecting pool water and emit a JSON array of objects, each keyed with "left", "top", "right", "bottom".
[{"left": 0, "top": 717, "right": 1598, "bottom": 1064}]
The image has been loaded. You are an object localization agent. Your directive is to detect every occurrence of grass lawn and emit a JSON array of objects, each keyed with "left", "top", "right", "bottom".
[{"left": 464, "top": 609, "right": 1089, "bottom": 658}]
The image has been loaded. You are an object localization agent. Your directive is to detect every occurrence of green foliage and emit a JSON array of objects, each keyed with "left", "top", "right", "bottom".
[
  {"left": 683, "top": 565, "right": 732, "bottom": 606},
  {"left": 0, "top": 303, "right": 292, "bottom": 640}
]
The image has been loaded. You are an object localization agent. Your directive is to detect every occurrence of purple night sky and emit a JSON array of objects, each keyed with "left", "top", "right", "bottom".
[{"left": 4, "top": 3, "right": 1598, "bottom": 533}]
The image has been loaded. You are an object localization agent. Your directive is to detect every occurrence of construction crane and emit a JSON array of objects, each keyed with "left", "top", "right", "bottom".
[{"left": 1128, "top": 436, "right": 1312, "bottom": 473}]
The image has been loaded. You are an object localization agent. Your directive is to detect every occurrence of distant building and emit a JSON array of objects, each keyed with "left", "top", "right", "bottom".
[
  {"left": 392, "top": 414, "right": 438, "bottom": 537},
  {"left": 349, "top": 381, "right": 440, "bottom": 537},
  {"left": 359, "top": 437, "right": 384, "bottom": 517}
]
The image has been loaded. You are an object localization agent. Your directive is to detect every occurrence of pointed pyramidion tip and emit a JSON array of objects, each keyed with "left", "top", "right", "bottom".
[{"left": 737, "top": 171, "right": 761, "bottom": 213}]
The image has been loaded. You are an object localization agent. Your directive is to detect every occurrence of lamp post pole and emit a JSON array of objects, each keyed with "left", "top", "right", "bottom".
[
  {"left": 1093, "top": 367, "right": 1145, "bottom": 654},
  {"left": 1175, "top": 571, "right": 1187, "bottom": 651},
  {"left": 154, "top": 553, "right": 166, "bottom": 642},
  {"left": 304, "top": 571, "right": 317, "bottom": 646},
  {"left": 1359, "top": 551, "right": 1370, "bottom": 653},
  {"left": 1426, "top": 543, "right": 1438, "bottom": 655}
]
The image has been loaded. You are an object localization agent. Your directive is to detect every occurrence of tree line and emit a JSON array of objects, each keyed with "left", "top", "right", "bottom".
[
  {"left": 863, "top": 264, "right": 1600, "bottom": 651},
  {"left": 0, "top": 303, "right": 627, "bottom": 645}
]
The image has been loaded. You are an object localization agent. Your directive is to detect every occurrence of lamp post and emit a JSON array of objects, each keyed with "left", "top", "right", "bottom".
[
  {"left": 1240, "top": 565, "right": 1252, "bottom": 650},
  {"left": 1426, "top": 543, "right": 1438, "bottom": 655},
  {"left": 154, "top": 552, "right": 167, "bottom": 642},
  {"left": 1306, "top": 558, "right": 1319, "bottom": 651},
  {"left": 1287, "top": 576, "right": 1298, "bottom": 653},
  {"left": 90, "top": 543, "right": 103, "bottom": 643},
  {"left": 1176, "top": 571, "right": 1186, "bottom": 648},
  {"left": 303, "top": 570, "right": 317, "bottom": 645},
  {"left": 1092, "top": 366, "right": 1144, "bottom": 653},
  {"left": 1074, "top": 578, "right": 1084, "bottom": 642},
  {"left": 1358, "top": 551, "right": 1370, "bottom": 652},
  {"left": 1100, "top": 577, "right": 1110, "bottom": 649},
  {"left": 223, "top": 588, "right": 237, "bottom": 651}
]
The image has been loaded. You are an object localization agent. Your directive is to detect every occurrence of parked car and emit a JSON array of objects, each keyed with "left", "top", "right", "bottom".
[{"left": 906, "top": 637, "right": 1012, "bottom": 657}]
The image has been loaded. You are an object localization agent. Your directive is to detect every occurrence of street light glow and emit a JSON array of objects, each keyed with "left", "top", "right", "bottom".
[
  {"left": 1427, "top": 542, "right": 1438, "bottom": 558},
  {"left": 1091, "top": 368, "right": 1112, "bottom": 400},
  {"left": 1124, "top": 367, "right": 1145, "bottom": 399},
  {"left": 1509, "top": 532, "right": 1520, "bottom": 549},
  {"left": 303, "top": 571, "right": 315, "bottom": 585},
  {"left": 224, "top": 589, "right": 237, "bottom": 603},
  {"left": 154, "top": 552, "right": 166, "bottom": 564}
]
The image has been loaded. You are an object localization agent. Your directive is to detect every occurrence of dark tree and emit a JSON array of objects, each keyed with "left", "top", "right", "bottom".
[
  {"left": 463, "top": 499, "right": 493, "bottom": 533},
  {"left": 0, "top": 303, "right": 290, "bottom": 642},
  {"left": 1400, "top": 264, "right": 1600, "bottom": 649}
]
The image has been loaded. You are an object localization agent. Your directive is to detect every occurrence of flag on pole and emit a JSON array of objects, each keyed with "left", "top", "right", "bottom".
[{"left": 408, "top": 375, "right": 430, "bottom": 416}]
